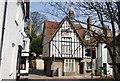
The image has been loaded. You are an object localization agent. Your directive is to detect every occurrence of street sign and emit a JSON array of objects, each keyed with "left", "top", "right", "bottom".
[{"left": 98, "top": 67, "right": 106, "bottom": 70}]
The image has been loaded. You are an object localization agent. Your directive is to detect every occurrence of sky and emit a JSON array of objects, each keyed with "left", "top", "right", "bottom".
[
  {"left": 30, "top": 2, "right": 62, "bottom": 21},
  {"left": 30, "top": 2, "right": 89, "bottom": 27},
  {"left": 30, "top": 1, "right": 120, "bottom": 35}
]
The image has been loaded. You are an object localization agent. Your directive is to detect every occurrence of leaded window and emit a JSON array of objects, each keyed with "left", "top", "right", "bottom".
[
  {"left": 61, "top": 37, "right": 72, "bottom": 55},
  {"left": 64, "top": 59, "right": 75, "bottom": 72}
]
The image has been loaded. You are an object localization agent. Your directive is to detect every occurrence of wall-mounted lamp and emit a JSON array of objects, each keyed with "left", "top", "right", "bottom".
[{"left": 12, "top": 43, "right": 15, "bottom": 47}]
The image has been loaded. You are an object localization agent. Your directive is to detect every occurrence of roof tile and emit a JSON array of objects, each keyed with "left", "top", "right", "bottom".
[{"left": 44, "top": 19, "right": 104, "bottom": 46}]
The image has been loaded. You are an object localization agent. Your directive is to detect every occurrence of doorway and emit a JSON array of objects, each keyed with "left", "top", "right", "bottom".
[{"left": 80, "top": 62, "right": 84, "bottom": 74}]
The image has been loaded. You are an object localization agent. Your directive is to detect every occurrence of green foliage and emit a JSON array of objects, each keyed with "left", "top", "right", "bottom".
[
  {"left": 31, "top": 30, "right": 37, "bottom": 38},
  {"left": 30, "top": 11, "right": 46, "bottom": 57},
  {"left": 30, "top": 55, "right": 35, "bottom": 60},
  {"left": 31, "top": 32, "right": 43, "bottom": 56}
]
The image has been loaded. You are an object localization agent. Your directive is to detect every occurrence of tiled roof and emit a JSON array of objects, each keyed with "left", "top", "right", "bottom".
[
  {"left": 44, "top": 20, "right": 60, "bottom": 40},
  {"left": 44, "top": 18, "right": 106, "bottom": 46}
]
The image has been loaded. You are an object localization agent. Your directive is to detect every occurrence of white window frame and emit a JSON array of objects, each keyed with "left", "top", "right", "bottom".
[
  {"left": 61, "top": 37, "right": 72, "bottom": 55},
  {"left": 64, "top": 59, "right": 75, "bottom": 72}
]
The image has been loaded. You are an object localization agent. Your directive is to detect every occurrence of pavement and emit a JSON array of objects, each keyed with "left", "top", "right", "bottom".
[{"left": 20, "top": 70, "right": 112, "bottom": 79}]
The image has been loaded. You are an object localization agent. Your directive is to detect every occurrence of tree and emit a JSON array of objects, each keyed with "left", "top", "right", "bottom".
[
  {"left": 31, "top": 29, "right": 37, "bottom": 38},
  {"left": 31, "top": 30, "right": 43, "bottom": 56},
  {"left": 40, "top": 2, "right": 120, "bottom": 80},
  {"left": 30, "top": 11, "right": 46, "bottom": 57},
  {"left": 30, "top": 11, "right": 47, "bottom": 35}
]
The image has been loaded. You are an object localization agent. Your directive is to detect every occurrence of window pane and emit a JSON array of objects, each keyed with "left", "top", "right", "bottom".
[
  {"left": 64, "top": 59, "right": 75, "bottom": 72},
  {"left": 61, "top": 37, "right": 72, "bottom": 55},
  {"left": 87, "top": 62, "right": 94, "bottom": 69}
]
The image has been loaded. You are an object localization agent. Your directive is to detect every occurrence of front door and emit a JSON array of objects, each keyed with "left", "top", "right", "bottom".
[{"left": 80, "top": 62, "right": 84, "bottom": 74}]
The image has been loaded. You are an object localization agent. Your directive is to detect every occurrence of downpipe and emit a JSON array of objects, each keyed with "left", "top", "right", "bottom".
[{"left": 0, "top": 0, "right": 8, "bottom": 66}]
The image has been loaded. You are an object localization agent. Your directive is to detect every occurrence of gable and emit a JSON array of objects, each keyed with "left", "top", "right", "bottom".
[
  {"left": 85, "top": 31, "right": 91, "bottom": 40},
  {"left": 43, "top": 16, "right": 98, "bottom": 46},
  {"left": 52, "top": 18, "right": 81, "bottom": 43},
  {"left": 51, "top": 17, "right": 84, "bottom": 42}
]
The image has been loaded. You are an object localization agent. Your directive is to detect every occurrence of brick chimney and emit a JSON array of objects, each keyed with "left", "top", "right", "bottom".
[
  {"left": 87, "top": 16, "right": 93, "bottom": 36},
  {"left": 69, "top": 10, "right": 74, "bottom": 22},
  {"left": 103, "top": 25, "right": 112, "bottom": 37},
  {"left": 28, "top": 21, "right": 32, "bottom": 36}
]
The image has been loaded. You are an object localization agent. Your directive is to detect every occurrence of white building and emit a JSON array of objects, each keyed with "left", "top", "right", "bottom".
[
  {"left": 20, "top": 32, "right": 30, "bottom": 76},
  {"left": 42, "top": 10, "right": 113, "bottom": 77},
  {"left": 97, "top": 43, "right": 113, "bottom": 76},
  {"left": 42, "top": 10, "right": 83, "bottom": 76},
  {"left": 0, "top": 0, "right": 30, "bottom": 80}
]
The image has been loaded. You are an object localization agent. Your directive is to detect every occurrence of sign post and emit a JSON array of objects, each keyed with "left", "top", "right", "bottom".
[
  {"left": 98, "top": 67, "right": 106, "bottom": 70},
  {"left": 51, "top": 54, "right": 55, "bottom": 77}
]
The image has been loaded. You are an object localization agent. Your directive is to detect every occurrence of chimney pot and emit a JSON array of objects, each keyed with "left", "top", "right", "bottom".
[
  {"left": 87, "top": 16, "right": 93, "bottom": 36},
  {"left": 69, "top": 10, "right": 74, "bottom": 21},
  {"left": 87, "top": 16, "right": 92, "bottom": 30}
]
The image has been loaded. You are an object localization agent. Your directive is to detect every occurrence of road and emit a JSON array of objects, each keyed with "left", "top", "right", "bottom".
[
  {"left": 18, "top": 70, "right": 114, "bottom": 81},
  {"left": 18, "top": 79, "right": 114, "bottom": 81}
]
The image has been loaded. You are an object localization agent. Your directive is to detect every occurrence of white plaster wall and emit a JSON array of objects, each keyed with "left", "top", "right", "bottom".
[
  {"left": 22, "top": 36, "right": 30, "bottom": 56},
  {"left": 101, "top": 44, "right": 107, "bottom": 63},
  {"left": 0, "top": 2, "right": 27, "bottom": 79},
  {"left": 0, "top": 2, "right": 5, "bottom": 80},
  {"left": 36, "top": 59, "right": 44, "bottom": 70},
  {"left": 21, "top": 35, "right": 30, "bottom": 74},
  {"left": 50, "top": 20, "right": 82, "bottom": 58},
  {"left": 97, "top": 43, "right": 113, "bottom": 75},
  {"left": 25, "top": 38, "right": 30, "bottom": 52},
  {"left": 0, "top": 2, "right": 5, "bottom": 45}
]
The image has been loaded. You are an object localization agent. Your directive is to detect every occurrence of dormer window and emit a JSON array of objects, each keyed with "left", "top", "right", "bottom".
[{"left": 61, "top": 29, "right": 72, "bottom": 37}]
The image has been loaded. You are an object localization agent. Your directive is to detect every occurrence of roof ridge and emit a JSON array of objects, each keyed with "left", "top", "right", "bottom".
[{"left": 45, "top": 20, "right": 60, "bottom": 23}]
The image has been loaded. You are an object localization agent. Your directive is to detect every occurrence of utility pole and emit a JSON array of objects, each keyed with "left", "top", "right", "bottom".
[{"left": 91, "top": 47, "right": 93, "bottom": 81}]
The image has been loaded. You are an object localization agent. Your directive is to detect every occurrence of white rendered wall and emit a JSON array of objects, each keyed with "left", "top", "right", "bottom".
[
  {"left": 50, "top": 20, "right": 82, "bottom": 58},
  {"left": 0, "top": 2, "right": 26, "bottom": 79},
  {"left": 36, "top": 59, "right": 44, "bottom": 70},
  {"left": 97, "top": 43, "right": 113, "bottom": 75},
  {"left": 0, "top": 1, "right": 6, "bottom": 81}
]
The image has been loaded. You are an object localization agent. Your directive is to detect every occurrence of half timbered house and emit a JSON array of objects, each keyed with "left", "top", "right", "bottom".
[
  {"left": 43, "top": 10, "right": 87, "bottom": 76},
  {"left": 43, "top": 11, "right": 95, "bottom": 76},
  {"left": 42, "top": 10, "right": 113, "bottom": 76}
]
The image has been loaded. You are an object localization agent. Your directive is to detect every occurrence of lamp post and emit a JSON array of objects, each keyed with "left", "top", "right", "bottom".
[{"left": 100, "top": 43, "right": 102, "bottom": 78}]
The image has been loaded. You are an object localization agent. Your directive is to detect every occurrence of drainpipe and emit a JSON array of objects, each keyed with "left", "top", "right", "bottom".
[{"left": 0, "top": 0, "right": 8, "bottom": 66}]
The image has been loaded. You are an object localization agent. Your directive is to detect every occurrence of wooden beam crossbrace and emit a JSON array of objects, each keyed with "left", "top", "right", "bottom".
[
  {"left": 72, "top": 45, "right": 81, "bottom": 57},
  {"left": 52, "top": 43, "right": 62, "bottom": 57}
]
